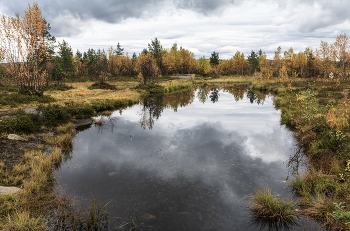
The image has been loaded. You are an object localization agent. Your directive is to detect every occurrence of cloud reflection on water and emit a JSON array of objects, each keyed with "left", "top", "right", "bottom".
[{"left": 55, "top": 90, "right": 300, "bottom": 230}]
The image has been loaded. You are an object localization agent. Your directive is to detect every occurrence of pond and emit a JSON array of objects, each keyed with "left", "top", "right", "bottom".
[{"left": 54, "top": 85, "right": 321, "bottom": 230}]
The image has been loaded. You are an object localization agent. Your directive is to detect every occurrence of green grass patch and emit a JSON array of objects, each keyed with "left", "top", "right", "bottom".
[{"left": 0, "top": 92, "right": 56, "bottom": 106}]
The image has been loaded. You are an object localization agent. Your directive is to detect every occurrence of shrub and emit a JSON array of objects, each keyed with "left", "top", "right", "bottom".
[
  {"left": 87, "top": 82, "right": 116, "bottom": 90},
  {"left": 333, "top": 202, "right": 350, "bottom": 226},
  {"left": 37, "top": 104, "right": 71, "bottom": 127}
]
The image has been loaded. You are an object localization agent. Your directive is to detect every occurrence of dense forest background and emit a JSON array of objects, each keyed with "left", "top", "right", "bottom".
[{"left": 0, "top": 3, "right": 349, "bottom": 93}]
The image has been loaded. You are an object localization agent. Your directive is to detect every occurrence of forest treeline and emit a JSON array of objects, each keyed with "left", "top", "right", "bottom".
[{"left": 0, "top": 3, "right": 349, "bottom": 94}]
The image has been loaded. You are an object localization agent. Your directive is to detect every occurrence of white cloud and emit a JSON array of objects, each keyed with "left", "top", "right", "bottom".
[{"left": 1, "top": 0, "right": 350, "bottom": 58}]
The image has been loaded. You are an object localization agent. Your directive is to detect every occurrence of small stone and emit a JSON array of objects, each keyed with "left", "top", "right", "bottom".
[
  {"left": 24, "top": 108, "right": 39, "bottom": 115},
  {"left": 0, "top": 186, "right": 21, "bottom": 195},
  {"left": 7, "top": 134, "right": 26, "bottom": 141},
  {"left": 108, "top": 172, "right": 117, "bottom": 176},
  {"left": 71, "top": 118, "right": 93, "bottom": 127}
]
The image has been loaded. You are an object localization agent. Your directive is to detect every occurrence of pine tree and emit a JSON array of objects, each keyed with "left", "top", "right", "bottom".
[
  {"left": 57, "top": 40, "right": 73, "bottom": 77},
  {"left": 209, "top": 51, "right": 220, "bottom": 66},
  {"left": 114, "top": 42, "right": 124, "bottom": 56}
]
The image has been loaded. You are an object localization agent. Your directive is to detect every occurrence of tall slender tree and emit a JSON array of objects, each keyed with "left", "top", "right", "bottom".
[
  {"left": 247, "top": 50, "right": 259, "bottom": 74},
  {"left": 333, "top": 33, "right": 349, "bottom": 78},
  {"left": 0, "top": 2, "right": 49, "bottom": 94},
  {"left": 57, "top": 40, "right": 73, "bottom": 77},
  {"left": 148, "top": 38, "right": 163, "bottom": 73}
]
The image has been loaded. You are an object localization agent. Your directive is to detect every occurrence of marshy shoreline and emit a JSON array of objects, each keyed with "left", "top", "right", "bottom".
[{"left": 0, "top": 76, "right": 350, "bottom": 230}]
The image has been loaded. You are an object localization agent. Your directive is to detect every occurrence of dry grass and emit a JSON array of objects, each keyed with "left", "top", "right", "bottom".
[
  {"left": 206, "top": 75, "right": 248, "bottom": 83},
  {"left": 0, "top": 148, "right": 64, "bottom": 229},
  {"left": 46, "top": 81, "right": 140, "bottom": 104},
  {"left": 43, "top": 123, "right": 76, "bottom": 151},
  {"left": 302, "top": 195, "right": 337, "bottom": 227},
  {"left": 5, "top": 210, "right": 46, "bottom": 231}
]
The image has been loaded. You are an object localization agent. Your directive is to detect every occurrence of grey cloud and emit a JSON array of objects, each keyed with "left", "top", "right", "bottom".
[
  {"left": 175, "top": 0, "right": 235, "bottom": 14},
  {"left": 3, "top": 0, "right": 235, "bottom": 23},
  {"left": 276, "top": 0, "right": 350, "bottom": 33},
  {"left": 2, "top": 0, "right": 158, "bottom": 37},
  {"left": 4, "top": 0, "right": 154, "bottom": 22},
  {"left": 2, "top": 0, "right": 235, "bottom": 37}
]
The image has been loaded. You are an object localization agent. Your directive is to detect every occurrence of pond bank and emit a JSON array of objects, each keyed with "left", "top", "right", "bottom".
[
  {"left": 252, "top": 78, "right": 350, "bottom": 230},
  {"left": 0, "top": 76, "right": 349, "bottom": 229},
  {"left": 0, "top": 79, "right": 202, "bottom": 229}
]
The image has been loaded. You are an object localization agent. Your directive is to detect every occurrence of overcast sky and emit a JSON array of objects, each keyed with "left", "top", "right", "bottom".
[{"left": 1, "top": 0, "right": 349, "bottom": 59}]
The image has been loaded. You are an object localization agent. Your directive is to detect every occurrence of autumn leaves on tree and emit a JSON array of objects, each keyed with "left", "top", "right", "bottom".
[
  {"left": 1, "top": 2, "right": 350, "bottom": 93},
  {"left": 0, "top": 3, "right": 50, "bottom": 95}
]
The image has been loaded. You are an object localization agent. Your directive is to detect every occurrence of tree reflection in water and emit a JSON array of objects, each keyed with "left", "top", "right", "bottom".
[
  {"left": 139, "top": 96, "right": 164, "bottom": 130},
  {"left": 138, "top": 85, "right": 267, "bottom": 130},
  {"left": 56, "top": 84, "right": 324, "bottom": 231},
  {"left": 209, "top": 89, "right": 220, "bottom": 103},
  {"left": 138, "top": 89, "right": 195, "bottom": 129}
]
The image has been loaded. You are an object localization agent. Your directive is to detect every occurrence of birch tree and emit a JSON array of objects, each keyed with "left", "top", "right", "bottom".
[
  {"left": 0, "top": 2, "right": 49, "bottom": 95},
  {"left": 333, "top": 33, "right": 349, "bottom": 78}
]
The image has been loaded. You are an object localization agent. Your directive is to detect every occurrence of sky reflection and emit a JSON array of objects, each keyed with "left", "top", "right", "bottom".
[{"left": 55, "top": 89, "right": 314, "bottom": 230}]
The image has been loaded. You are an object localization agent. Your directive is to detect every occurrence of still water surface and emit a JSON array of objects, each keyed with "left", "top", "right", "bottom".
[{"left": 55, "top": 86, "right": 320, "bottom": 230}]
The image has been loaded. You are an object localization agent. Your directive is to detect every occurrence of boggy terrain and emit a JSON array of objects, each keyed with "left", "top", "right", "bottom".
[{"left": 0, "top": 76, "right": 350, "bottom": 230}]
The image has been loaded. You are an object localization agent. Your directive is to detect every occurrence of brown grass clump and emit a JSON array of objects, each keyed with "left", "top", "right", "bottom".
[{"left": 249, "top": 188, "right": 299, "bottom": 231}]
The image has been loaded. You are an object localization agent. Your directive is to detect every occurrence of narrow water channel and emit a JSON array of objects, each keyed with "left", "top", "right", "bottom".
[{"left": 54, "top": 85, "right": 322, "bottom": 230}]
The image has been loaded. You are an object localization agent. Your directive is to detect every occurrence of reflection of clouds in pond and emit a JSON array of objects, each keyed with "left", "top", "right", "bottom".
[
  {"left": 56, "top": 90, "right": 299, "bottom": 230},
  {"left": 66, "top": 116, "right": 294, "bottom": 196}
]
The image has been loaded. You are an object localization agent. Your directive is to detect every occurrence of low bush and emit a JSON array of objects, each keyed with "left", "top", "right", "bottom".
[
  {"left": 37, "top": 104, "right": 72, "bottom": 127},
  {"left": 87, "top": 82, "right": 117, "bottom": 90}
]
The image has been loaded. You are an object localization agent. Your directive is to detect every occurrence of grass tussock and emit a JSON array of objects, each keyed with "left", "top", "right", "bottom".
[
  {"left": 5, "top": 210, "right": 46, "bottom": 231},
  {"left": 249, "top": 188, "right": 299, "bottom": 231}
]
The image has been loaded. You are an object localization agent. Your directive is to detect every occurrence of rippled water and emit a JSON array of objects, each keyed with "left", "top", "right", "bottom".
[{"left": 55, "top": 86, "right": 321, "bottom": 230}]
